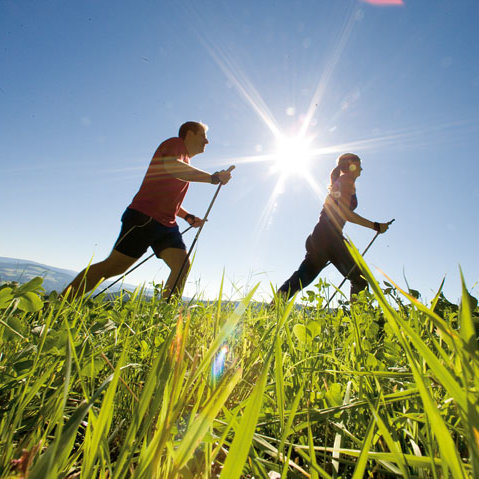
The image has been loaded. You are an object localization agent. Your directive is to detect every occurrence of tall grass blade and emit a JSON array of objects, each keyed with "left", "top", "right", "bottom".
[
  {"left": 459, "top": 270, "right": 479, "bottom": 476},
  {"left": 81, "top": 340, "right": 129, "bottom": 477},
  {"left": 332, "top": 380, "right": 352, "bottom": 475},
  {"left": 348, "top": 242, "right": 468, "bottom": 479},
  {"left": 30, "top": 363, "right": 115, "bottom": 478},
  {"left": 367, "top": 397, "right": 411, "bottom": 478},
  {"left": 219, "top": 299, "right": 295, "bottom": 479},
  {"left": 278, "top": 383, "right": 304, "bottom": 460},
  {"left": 112, "top": 328, "right": 176, "bottom": 479},
  {"left": 307, "top": 417, "right": 319, "bottom": 479},
  {"left": 218, "top": 358, "right": 270, "bottom": 479},
  {"left": 274, "top": 328, "right": 285, "bottom": 431},
  {"left": 351, "top": 414, "right": 376, "bottom": 479},
  {"left": 172, "top": 367, "right": 242, "bottom": 471}
]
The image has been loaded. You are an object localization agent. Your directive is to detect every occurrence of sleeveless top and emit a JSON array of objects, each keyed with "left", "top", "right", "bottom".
[{"left": 319, "top": 174, "right": 357, "bottom": 232}]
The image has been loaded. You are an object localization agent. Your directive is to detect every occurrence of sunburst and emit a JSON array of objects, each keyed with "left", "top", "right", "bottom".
[{"left": 271, "top": 135, "right": 315, "bottom": 177}]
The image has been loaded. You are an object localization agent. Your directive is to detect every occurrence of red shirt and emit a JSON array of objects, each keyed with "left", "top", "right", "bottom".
[{"left": 128, "top": 137, "right": 190, "bottom": 226}]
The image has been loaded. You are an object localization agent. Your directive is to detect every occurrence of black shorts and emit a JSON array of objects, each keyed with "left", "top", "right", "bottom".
[{"left": 113, "top": 208, "right": 186, "bottom": 259}]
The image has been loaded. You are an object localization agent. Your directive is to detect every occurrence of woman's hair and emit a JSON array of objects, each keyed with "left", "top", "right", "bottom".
[{"left": 328, "top": 153, "right": 361, "bottom": 190}]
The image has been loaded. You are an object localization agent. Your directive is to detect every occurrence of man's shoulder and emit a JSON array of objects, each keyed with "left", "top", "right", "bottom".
[
  {"left": 154, "top": 137, "right": 187, "bottom": 158},
  {"left": 160, "top": 136, "right": 183, "bottom": 147}
]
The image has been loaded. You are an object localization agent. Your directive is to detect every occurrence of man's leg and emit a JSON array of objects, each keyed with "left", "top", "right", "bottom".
[
  {"left": 61, "top": 250, "right": 137, "bottom": 299},
  {"left": 159, "top": 247, "right": 190, "bottom": 300}
]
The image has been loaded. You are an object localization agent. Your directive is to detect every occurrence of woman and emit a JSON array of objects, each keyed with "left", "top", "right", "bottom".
[{"left": 277, "top": 153, "right": 390, "bottom": 301}]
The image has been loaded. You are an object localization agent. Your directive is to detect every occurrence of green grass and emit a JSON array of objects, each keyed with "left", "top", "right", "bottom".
[{"left": 0, "top": 254, "right": 478, "bottom": 478}]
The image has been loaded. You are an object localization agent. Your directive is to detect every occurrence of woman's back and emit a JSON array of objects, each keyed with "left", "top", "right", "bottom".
[{"left": 320, "top": 174, "right": 357, "bottom": 232}]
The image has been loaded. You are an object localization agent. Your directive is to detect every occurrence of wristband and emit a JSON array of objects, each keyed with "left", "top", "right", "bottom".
[
  {"left": 185, "top": 214, "right": 195, "bottom": 225},
  {"left": 373, "top": 222, "right": 380, "bottom": 232},
  {"left": 211, "top": 172, "right": 221, "bottom": 185}
]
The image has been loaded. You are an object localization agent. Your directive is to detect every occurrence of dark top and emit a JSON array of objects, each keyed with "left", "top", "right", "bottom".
[{"left": 319, "top": 174, "right": 358, "bottom": 232}]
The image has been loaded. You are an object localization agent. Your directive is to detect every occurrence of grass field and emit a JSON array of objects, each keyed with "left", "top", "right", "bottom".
[{"left": 1, "top": 248, "right": 478, "bottom": 478}]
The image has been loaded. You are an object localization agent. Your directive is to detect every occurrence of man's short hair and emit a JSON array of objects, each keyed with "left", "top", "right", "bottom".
[{"left": 178, "top": 121, "right": 208, "bottom": 139}]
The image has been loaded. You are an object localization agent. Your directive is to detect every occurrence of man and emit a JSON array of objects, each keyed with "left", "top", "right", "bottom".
[{"left": 62, "top": 121, "right": 233, "bottom": 300}]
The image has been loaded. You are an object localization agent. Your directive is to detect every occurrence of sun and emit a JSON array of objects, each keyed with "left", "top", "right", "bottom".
[{"left": 273, "top": 135, "right": 314, "bottom": 176}]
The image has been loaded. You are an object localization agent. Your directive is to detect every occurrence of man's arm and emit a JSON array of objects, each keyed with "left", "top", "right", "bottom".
[
  {"left": 162, "top": 156, "right": 212, "bottom": 182},
  {"left": 162, "top": 157, "right": 231, "bottom": 184},
  {"left": 177, "top": 207, "right": 188, "bottom": 220}
]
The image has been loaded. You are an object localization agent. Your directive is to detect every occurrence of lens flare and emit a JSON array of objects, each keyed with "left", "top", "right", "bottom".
[
  {"left": 211, "top": 345, "right": 229, "bottom": 383},
  {"left": 300, "top": 5, "right": 358, "bottom": 138}
]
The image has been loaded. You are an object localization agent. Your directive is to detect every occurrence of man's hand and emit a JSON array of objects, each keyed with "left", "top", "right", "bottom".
[
  {"left": 211, "top": 166, "right": 234, "bottom": 185},
  {"left": 184, "top": 213, "right": 206, "bottom": 228},
  {"left": 191, "top": 216, "right": 206, "bottom": 228}
]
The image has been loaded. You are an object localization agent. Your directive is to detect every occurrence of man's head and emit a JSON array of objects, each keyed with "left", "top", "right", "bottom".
[{"left": 179, "top": 121, "right": 209, "bottom": 157}]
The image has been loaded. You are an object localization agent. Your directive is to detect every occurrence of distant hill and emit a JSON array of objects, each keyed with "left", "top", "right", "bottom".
[
  {"left": 0, "top": 257, "right": 272, "bottom": 305},
  {"left": 0, "top": 257, "right": 140, "bottom": 294}
]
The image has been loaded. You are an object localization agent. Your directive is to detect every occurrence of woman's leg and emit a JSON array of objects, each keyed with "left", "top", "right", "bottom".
[
  {"left": 276, "top": 225, "right": 332, "bottom": 301},
  {"left": 277, "top": 253, "right": 326, "bottom": 300},
  {"left": 329, "top": 238, "right": 368, "bottom": 299}
]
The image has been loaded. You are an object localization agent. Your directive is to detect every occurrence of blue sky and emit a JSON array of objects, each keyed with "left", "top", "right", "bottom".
[{"left": 1, "top": 0, "right": 478, "bottom": 302}]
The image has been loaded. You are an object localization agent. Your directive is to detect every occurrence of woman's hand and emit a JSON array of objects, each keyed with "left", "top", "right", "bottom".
[
  {"left": 374, "top": 220, "right": 394, "bottom": 234},
  {"left": 378, "top": 222, "right": 389, "bottom": 233}
]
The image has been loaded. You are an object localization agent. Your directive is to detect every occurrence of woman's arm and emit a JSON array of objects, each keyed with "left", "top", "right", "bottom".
[
  {"left": 344, "top": 209, "right": 389, "bottom": 232},
  {"left": 325, "top": 196, "right": 389, "bottom": 233}
]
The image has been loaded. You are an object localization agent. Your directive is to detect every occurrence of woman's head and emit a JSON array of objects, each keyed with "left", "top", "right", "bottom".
[
  {"left": 337, "top": 153, "right": 360, "bottom": 171},
  {"left": 329, "top": 153, "right": 361, "bottom": 189}
]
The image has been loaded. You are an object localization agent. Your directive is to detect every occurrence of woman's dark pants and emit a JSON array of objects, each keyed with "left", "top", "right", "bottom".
[{"left": 277, "top": 220, "right": 368, "bottom": 301}]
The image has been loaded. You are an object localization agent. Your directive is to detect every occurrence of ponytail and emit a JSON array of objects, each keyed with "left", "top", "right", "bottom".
[
  {"left": 329, "top": 166, "right": 342, "bottom": 190},
  {"left": 328, "top": 153, "right": 360, "bottom": 191}
]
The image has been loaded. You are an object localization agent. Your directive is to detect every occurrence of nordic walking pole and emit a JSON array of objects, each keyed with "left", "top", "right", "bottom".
[
  {"left": 324, "top": 219, "right": 395, "bottom": 309},
  {"left": 166, "top": 165, "right": 235, "bottom": 303},
  {"left": 93, "top": 224, "right": 195, "bottom": 298}
]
